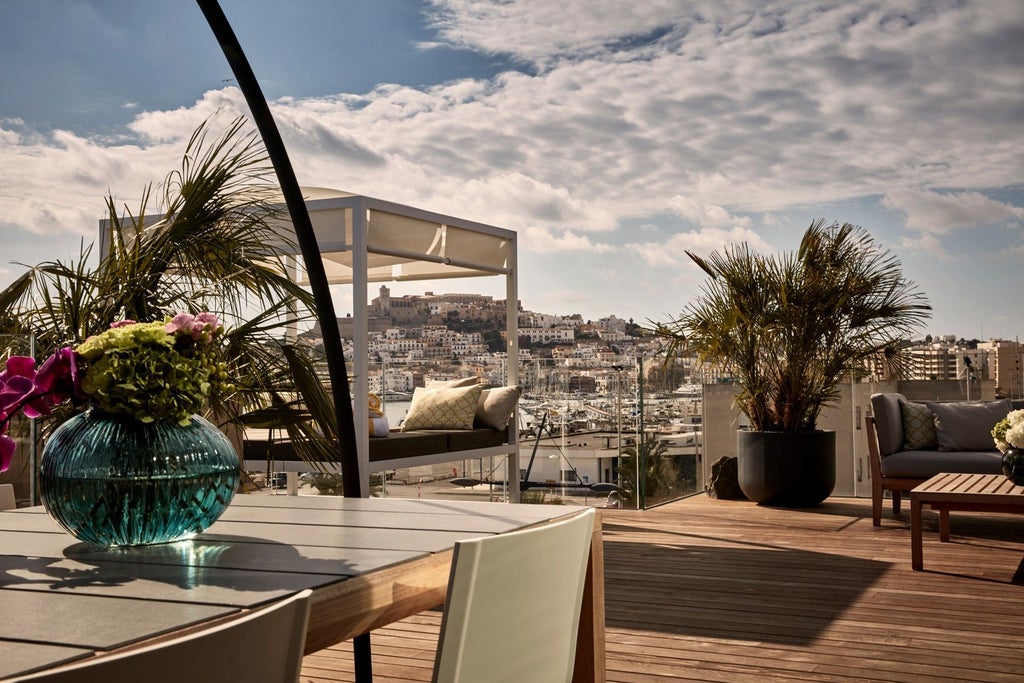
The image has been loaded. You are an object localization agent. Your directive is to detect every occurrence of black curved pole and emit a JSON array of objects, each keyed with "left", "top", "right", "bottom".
[
  {"left": 197, "top": 4, "right": 373, "bottom": 680},
  {"left": 196, "top": 1, "right": 361, "bottom": 498}
]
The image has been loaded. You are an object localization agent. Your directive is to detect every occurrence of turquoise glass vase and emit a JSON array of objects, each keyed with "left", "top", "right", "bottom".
[{"left": 39, "top": 409, "right": 239, "bottom": 547}]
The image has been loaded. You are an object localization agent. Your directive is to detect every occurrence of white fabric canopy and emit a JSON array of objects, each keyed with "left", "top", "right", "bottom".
[{"left": 268, "top": 188, "right": 515, "bottom": 284}]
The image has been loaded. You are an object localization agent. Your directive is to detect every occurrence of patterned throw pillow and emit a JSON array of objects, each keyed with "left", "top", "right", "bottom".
[
  {"left": 900, "top": 399, "right": 937, "bottom": 450},
  {"left": 401, "top": 384, "right": 483, "bottom": 431}
]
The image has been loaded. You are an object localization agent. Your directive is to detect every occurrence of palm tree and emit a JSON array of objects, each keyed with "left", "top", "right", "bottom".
[
  {"left": 652, "top": 220, "right": 931, "bottom": 433},
  {"left": 616, "top": 436, "right": 678, "bottom": 508},
  {"left": 0, "top": 116, "right": 342, "bottom": 468}
]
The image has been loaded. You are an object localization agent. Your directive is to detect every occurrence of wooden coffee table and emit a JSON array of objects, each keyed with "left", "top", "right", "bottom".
[{"left": 910, "top": 472, "right": 1024, "bottom": 570}]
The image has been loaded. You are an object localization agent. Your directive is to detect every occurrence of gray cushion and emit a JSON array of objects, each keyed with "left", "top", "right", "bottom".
[
  {"left": 474, "top": 385, "right": 522, "bottom": 430},
  {"left": 923, "top": 399, "right": 1010, "bottom": 452},
  {"left": 879, "top": 449, "right": 1003, "bottom": 478},
  {"left": 900, "top": 399, "right": 937, "bottom": 450},
  {"left": 870, "top": 393, "right": 905, "bottom": 456}
]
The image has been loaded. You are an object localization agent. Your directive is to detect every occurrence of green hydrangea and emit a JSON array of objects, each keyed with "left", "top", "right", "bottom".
[{"left": 75, "top": 316, "right": 231, "bottom": 426}]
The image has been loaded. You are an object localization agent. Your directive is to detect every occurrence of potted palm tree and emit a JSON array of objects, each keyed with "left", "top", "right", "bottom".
[{"left": 653, "top": 220, "right": 931, "bottom": 506}]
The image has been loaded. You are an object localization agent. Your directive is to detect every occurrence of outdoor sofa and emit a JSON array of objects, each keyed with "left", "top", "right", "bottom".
[{"left": 865, "top": 393, "right": 1024, "bottom": 526}]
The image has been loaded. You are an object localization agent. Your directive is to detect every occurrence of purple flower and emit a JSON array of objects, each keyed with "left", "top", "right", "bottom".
[
  {"left": 36, "top": 347, "right": 82, "bottom": 403},
  {"left": 0, "top": 434, "right": 14, "bottom": 472},
  {"left": 109, "top": 319, "right": 137, "bottom": 328},
  {"left": 0, "top": 349, "right": 80, "bottom": 472}
]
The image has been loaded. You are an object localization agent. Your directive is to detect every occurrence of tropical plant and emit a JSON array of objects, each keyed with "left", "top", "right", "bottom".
[
  {"left": 0, "top": 116, "right": 342, "bottom": 470},
  {"left": 652, "top": 219, "right": 931, "bottom": 432},
  {"left": 616, "top": 436, "right": 680, "bottom": 507}
]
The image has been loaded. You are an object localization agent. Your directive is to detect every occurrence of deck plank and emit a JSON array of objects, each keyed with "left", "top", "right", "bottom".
[{"left": 300, "top": 495, "right": 1024, "bottom": 682}]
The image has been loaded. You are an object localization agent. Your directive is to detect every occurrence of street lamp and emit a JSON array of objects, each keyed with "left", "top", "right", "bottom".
[{"left": 612, "top": 365, "right": 624, "bottom": 489}]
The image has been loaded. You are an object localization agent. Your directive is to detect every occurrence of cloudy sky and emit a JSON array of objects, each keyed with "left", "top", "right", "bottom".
[{"left": 1, "top": 0, "right": 1022, "bottom": 339}]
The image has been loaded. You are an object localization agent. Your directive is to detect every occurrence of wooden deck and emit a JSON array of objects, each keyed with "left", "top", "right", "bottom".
[{"left": 300, "top": 495, "right": 1024, "bottom": 682}]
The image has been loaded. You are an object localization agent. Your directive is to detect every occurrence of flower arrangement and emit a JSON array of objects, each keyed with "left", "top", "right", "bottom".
[
  {"left": 0, "top": 313, "right": 231, "bottom": 471},
  {"left": 992, "top": 409, "right": 1024, "bottom": 454}
]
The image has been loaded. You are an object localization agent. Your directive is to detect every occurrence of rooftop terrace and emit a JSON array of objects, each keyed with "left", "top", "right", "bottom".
[{"left": 301, "top": 494, "right": 1024, "bottom": 682}]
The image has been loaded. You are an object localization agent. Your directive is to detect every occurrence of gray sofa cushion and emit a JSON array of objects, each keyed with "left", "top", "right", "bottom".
[
  {"left": 870, "top": 393, "right": 905, "bottom": 456},
  {"left": 879, "top": 449, "right": 1003, "bottom": 479},
  {"left": 923, "top": 399, "right": 1011, "bottom": 452}
]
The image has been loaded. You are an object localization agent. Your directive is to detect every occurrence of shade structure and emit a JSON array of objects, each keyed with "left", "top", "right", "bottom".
[
  {"left": 267, "top": 189, "right": 520, "bottom": 498},
  {"left": 266, "top": 188, "right": 515, "bottom": 285}
]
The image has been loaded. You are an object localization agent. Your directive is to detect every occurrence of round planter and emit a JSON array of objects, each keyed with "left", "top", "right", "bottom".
[
  {"left": 737, "top": 430, "right": 836, "bottom": 507},
  {"left": 39, "top": 409, "right": 239, "bottom": 547}
]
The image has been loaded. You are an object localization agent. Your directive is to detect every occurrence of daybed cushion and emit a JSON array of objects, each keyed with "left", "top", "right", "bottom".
[
  {"left": 923, "top": 399, "right": 1011, "bottom": 452},
  {"left": 401, "top": 384, "right": 483, "bottom": 431},
  {"left": 368, "top": 431, "right": 449, "bottom": 462},
  {"left": 368, "top": 428, "right": 508, "bottom": 463},
  {"left": 475, "top": 385, "right": 523, "bottom": 430},
  {"left": 445, "top": 428, "right": 509, "bottom": 451}
]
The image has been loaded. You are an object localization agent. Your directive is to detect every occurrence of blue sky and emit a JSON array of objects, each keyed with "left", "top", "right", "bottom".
[{"left": 1, "top": 0, "right": 1022, "bottom": 340}]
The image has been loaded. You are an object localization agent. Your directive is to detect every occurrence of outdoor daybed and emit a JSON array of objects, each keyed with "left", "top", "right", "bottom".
[
  {"left": 243, "top": 381, "right": 522, "bottom": 479},
  {"left": 263, "top": 189, "right": 521, "bottom": 498},
  {"left": 865, "top": 393, "right": 1023, "bottom": 526}
]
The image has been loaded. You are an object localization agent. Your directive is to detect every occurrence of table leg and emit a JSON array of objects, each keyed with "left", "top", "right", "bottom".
[
  {"left": 939, "top": 509, "right": 950, "bottom": 542},
  {"left": 573, "top": 512, "right": 606, "bottom": 683},
  {"left": 354, "top": 632, "right": 372, "bottom": 682},
  {"left": 911, "top": 495, "right": 923, "bottom": 571}
]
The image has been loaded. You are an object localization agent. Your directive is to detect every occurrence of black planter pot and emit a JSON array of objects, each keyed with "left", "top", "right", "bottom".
[{"left": 737, "top": 430, "right": 836, "bottom": 507}]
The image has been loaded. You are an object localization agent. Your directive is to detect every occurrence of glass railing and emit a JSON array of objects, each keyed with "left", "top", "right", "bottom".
[{"left": 345, "top": 356, "right": 704, "bottom": 508}]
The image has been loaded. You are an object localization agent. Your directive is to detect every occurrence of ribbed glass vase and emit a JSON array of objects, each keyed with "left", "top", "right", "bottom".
[{"left": 39, "top": 409, "right": 239, "bottom": 547}]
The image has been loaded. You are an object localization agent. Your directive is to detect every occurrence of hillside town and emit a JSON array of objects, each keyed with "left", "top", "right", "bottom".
[{"left": 306, "top": 286, "right": 1024, "bottom": 402}]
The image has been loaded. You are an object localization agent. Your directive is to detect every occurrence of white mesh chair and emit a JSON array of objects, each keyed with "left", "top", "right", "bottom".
[
  {"left": 0, "top": 484, "right": 15, "bottom": 510},
  {"left": 12, "top": 589, "right": 312, "bottom": 683},
  {"left": 432, "top": 508, "right": 596, "bottom": 683}
]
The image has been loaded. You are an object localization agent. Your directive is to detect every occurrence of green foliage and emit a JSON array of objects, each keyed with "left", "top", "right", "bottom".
[
  {"left": 75, "top": 320, "right": 230, "bottom": 425},
  {"left": 653, "top": 220, "right": 931, "bottom": 432},
  {"left": 0, "top": 116, "right": 341, "bottom": 467},
  {"left": 520, "top": 490, "right": 566, "bottom": 505},
  {"left": 617, "top": 437, "right": 678, "bottom": 507}
]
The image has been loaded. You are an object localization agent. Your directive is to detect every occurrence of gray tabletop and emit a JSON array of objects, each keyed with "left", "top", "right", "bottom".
[{"left": 0, "top": 494, "right": 574, "bottom": 679}]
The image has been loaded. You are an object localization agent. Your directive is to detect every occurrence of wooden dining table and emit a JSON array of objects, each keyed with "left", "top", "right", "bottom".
[{"left": 0, "top": 494, "right": 605, "bottom": 681}]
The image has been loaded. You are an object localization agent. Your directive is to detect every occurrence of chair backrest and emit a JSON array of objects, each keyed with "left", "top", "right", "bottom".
[
  {"left": 12, "top": 589, "right": 312, "bottom": 683},
  {"left": 0, "top": 484, "right": 16, "bottom": 510},
  {"left": 433, "top": 508, "right": 596, "bottom": 683}
]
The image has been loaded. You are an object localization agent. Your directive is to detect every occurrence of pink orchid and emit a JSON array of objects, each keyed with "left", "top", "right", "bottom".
[
  {"left": 0, "top": 434, "right": 14, "bottom": 472},
  {"left": 0, "top": 348, "right": 81, "bottom": 472}
]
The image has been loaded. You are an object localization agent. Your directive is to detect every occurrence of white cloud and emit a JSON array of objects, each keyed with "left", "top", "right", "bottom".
[
  {"left": 522, "top": 225, "right": 615, "bottom": 254},
  {"left": 883, "top": 188, "right": 1024, "bottom": 234},
  {"left": 667, "top": 196, "right": 752, "bottom": 230},
  {"left": 628, "top": 225, "right": 772, "bottom": 269},
  {"left": 2, "top": 0, "right": 1024, "bottom": 336},
  {"left": 898, "top": 232, "right": 953, "bottom": 262}
]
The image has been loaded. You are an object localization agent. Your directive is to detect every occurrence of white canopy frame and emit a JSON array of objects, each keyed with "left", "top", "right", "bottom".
[{"left": 270, "top": 189, "right": 520, "bottom": 499}]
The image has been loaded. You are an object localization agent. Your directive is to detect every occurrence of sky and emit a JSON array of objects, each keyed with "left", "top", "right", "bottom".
[{"left": 1, "top": 0, "right": 1022, "bottom": 340}]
